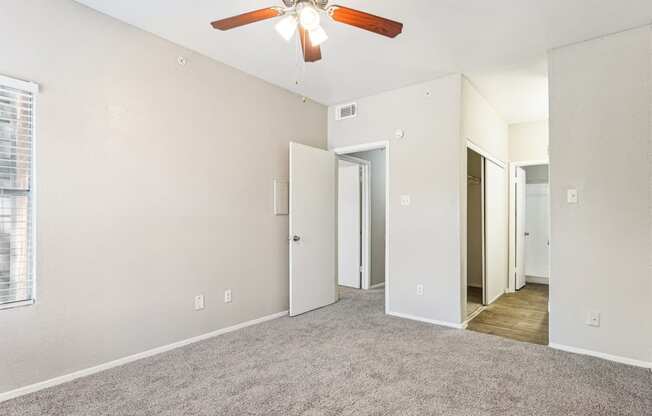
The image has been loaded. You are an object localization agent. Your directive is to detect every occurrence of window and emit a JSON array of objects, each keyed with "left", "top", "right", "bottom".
[{"left": 0, "top": 75, "right": 37, "bottom": 309}]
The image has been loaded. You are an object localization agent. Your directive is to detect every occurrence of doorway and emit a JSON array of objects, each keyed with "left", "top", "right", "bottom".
[
  {"left": 288, "top": 141, "right": 390, "bottom": 318},
  {"left": 465, "top": 146, "right": 509, "bottom": 319},
  {"left": 466, "top": 161, "right": 549, "bottom": 345},
  {"left": 337, "top": 149, "right": 386, "bottom": 291},
  {"left": 466, "top": 149, "right": 484, "bottom": 316}
]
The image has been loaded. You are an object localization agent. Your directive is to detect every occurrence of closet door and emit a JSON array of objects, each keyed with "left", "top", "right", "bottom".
[{"left": 484, "top": 159, "right": 508, "bottom": 305}]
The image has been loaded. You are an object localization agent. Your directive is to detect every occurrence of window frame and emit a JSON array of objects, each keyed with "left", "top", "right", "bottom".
[{"left": 0, "top": 74, "right": 39, "bottom": 311}]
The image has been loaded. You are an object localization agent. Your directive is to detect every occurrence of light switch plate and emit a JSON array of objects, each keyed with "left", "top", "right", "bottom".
[
  {"left": 401, "top": 195, "right": 411, "bottom": 206},
  {"left": 567, "top": 189, "right": 578, "bottom": 204}
]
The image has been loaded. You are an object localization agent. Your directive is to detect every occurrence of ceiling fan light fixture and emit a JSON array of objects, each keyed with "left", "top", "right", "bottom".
[
  {"left": 275, "top": 15, "right": 298, "bottom": 41},
  {"left": 298, "top": 4, "right": 321, "bottom": 31},
  {"left": 309, "top": 26, "right": 328, "bottom": 46}
]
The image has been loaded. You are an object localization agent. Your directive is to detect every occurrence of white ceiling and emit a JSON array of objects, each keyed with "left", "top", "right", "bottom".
[{"left": 74, "top": 0, "right": 652, "bottom": 124}]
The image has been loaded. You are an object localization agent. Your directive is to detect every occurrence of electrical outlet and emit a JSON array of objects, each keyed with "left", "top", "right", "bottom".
[
  {"left": 567, "top": 189, "right": 578, "bottom": 204},
  {"left": 224, "top": 289, "right": 232, "bottom": 304},
  {"left": 401, "top": 195, "right": 411, "bottom": 206},
  {"left": 416, "top": 284, "right": 424, "bottom": 296},
  {"left": 194, "top": 295, "right": 205, "bottom": 311},
  {"left": 586, "top": 311, "right": 600, "bottom": 327}
]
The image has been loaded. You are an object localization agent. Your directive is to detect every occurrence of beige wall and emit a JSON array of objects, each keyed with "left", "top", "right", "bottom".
[
  {"left": 461, "top": 77, "right": 509, "bottom": 162},
  {"left": 0, "top": 0, "right": 326, "bottom": 393},
  {"left": 549, "top": 25, "right": 652, "bottom": 364},
  {"left": 329, "top": 75, "right": 464, "bottom": 325},
  {"left": 509, "top": 120, "right": 549, "bottom": 162}
]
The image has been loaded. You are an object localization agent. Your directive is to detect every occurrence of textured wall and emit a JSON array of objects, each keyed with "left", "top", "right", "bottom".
[
  {"left": 329, "top": 75, "right": 464, "bottom": 325},
  {"left": 548, "top": 25, "right": 652, "bottom": 363},
  {"left": 0, "top": 0, "right": 326, "bottom": 393}
]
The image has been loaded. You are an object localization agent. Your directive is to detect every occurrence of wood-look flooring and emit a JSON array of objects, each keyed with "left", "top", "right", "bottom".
[
  {"left": 466, "top": 286, "right": 483, "bottom": 317},
  {"left": 467, "top": 284, "right": 549, "bottom": 345}
]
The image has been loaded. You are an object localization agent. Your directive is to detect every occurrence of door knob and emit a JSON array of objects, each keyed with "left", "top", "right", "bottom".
[
  {"left": 292, "top": 235, "right": 301, "bottom": 242},
  {"left": 524, "top": 232, "right": 530, "bottom": 237}
]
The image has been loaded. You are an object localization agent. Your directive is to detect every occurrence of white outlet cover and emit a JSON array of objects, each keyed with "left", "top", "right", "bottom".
[
  {"left": 587, "top": 311, "right": 600, "bottom": 327},
  {"left": 567, "top": 189, "right": 578, "bottom": 204},
  {"left": 401, "top": 195, "right": 411, "bottom": 206},
  {"left": 224, "top": 290, "right": 232, "bottom": 303},
  {"left": 416, "top": 284, "right": 424, "bottom": 295},
  {"left": 194, "top": 295, "right": 205, "bottom": 311}
]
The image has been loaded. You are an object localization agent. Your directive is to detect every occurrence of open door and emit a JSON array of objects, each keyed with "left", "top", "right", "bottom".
[
  {"left": 289, "top": 143, "right": 338, "bottom": 316},
  {"left": 515, "top": 167, "right": 527, "bottom": 290},
  {"left": 338, "top": 160, "right": 362, "bottom": 288},
  {"left": 484, "top": 159, "right": 508, "bottom": 305}
]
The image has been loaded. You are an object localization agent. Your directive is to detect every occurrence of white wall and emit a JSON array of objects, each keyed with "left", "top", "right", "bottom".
[
  {"left": 0, "top": 0, "right": 326, "bottom": 393},
  {"left": 509, "top": 120, "right": 549, "bottom": 162},
  {"left": 329, "top": 75, "right": 464, "bottom": 325},
  {"left": 350, "top": 149, "right": 386, "bottom": 287},
  {"left": 548, "top": 25, "right": 652, "bottom": 364},
  {"left": 462, "top": 78, "right": 509, "bottom": 162}
]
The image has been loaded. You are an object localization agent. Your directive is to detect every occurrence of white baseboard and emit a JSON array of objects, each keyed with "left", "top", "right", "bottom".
[
  {"left": 463, "top": 305, "right": 486, "bottom": 326},
  {"left": 387, "top": 310, "right": 464, "bottom": 329},
  {"left": 0, "top": 310, "right": 289, "bottom": 403},
  {"left": 549, "top": 343, "right": 651, "bottom": 369},
  {"left": 526, "top": 276, "right": 549, "bottom": 285},
  {"left": 369, "top": 282, "right": 385, "bottom": 289}
]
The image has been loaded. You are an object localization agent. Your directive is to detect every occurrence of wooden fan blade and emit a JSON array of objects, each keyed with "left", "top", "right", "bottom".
[
  {"left": 328, "top": 5, "right": 403, "bottom": 38},
  {"left": 211, "top": 7, "right": 282, "bottom": 31},
  {"left": 299, "top": 27, "right": 322, "bottom": 63}
]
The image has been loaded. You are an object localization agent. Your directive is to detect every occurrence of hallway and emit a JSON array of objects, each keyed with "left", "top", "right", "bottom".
[{"left": 467, "top": 284, "right": 549, "bottom": 345}]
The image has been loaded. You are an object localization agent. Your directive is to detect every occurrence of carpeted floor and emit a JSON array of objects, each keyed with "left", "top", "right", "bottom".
[{"left": 2, "top": 288, "right": 650, "bottom": 416}]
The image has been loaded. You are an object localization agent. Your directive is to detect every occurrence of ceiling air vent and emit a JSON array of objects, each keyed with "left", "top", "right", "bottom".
[{"left": 335, "top": 103, "right": 357, "bottom": 121}]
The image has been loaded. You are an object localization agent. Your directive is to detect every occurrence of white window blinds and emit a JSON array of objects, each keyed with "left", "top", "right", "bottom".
[{"left": 0, "top": 75, "right": 37, "bottom": 309}]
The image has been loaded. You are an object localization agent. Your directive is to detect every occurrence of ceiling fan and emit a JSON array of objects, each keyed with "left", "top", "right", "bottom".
[{"left": 211, "top": 0, "right": 403, "bottom": 63}]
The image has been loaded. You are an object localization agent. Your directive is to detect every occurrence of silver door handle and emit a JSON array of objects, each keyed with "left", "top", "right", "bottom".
[
  {"left": 524, "top": 232, "right": 530, "bottom": 237},
  {"left": 291, "top": 235, "right": 301, "bottom": 242}
]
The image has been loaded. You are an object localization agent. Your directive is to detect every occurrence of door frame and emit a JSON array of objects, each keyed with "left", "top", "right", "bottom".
[
  {"left": 508, "top": 160, "right": 549, "bottom": 293},
  {"left": 337, "top": 155, "right": 371, "bottom": 290},
  {"left": 463, "top": 140, "right": 507, "bottom": 321},
  {"left": 332, "top": 141, "right": 390, "bottom": 313}
]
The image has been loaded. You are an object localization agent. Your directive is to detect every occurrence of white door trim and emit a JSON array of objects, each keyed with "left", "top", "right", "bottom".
[
  {"left": 507, "top": 160, "right": 549, "bottom": 292},
  {"left": 338, "top": 155, "right": 371, "bottom": 290},
  {"left": 331, "top": 141, "right": 390, "bottom": 314},
  {"left": 466, "top": 140, "right": 506, "bottom": 169}
]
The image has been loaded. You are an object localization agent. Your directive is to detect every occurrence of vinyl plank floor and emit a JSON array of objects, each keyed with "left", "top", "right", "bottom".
[{"left": 467, "top": 283, "right": 549, "bottom": 345}]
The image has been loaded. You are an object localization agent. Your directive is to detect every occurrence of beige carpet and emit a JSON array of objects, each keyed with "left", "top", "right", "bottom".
[{"left": 1, "top": 288, "right": 650, "bottom": 415}]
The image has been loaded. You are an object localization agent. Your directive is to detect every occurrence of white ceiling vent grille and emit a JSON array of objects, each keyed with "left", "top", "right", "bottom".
[{"left": 335, "top": 103, "right": 357, "bottom": 121}]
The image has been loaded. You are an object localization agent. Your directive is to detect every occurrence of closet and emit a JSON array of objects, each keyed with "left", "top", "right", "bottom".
[{"left": 466, "top": 148, "right": 508, "bottom": 317}]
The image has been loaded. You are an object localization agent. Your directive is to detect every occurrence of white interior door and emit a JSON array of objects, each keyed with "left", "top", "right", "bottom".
[
  {"left": 515, "top": 167, "right": 527, "bottom": 290},
  {"left": 289, "top": 143, "right": 337, "bottom": 317},
  {"left": 338, "top": 160, "right": 361, "bottom": 288},
  {"left": 484, "top": 159, "right": 508, "bottom": 305},
  {"left": 525, "top": 183, "right": 550, "bottom": 279}
]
